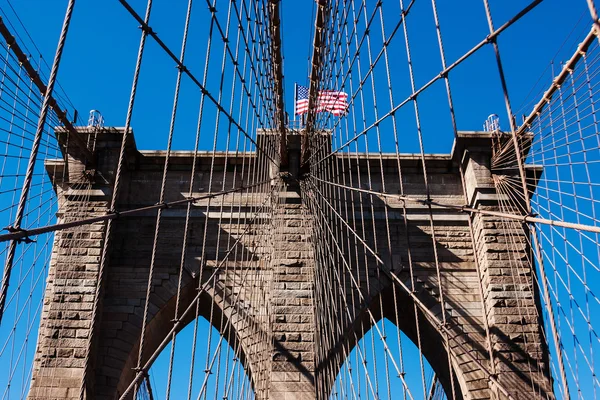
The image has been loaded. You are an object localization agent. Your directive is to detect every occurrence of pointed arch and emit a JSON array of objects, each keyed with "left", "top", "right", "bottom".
[
  {"left": 112, "top": 279, "right": 260, "bottom": 399},
  {"left": 315, "top": 278, "right": 468, "bottom": 400}
]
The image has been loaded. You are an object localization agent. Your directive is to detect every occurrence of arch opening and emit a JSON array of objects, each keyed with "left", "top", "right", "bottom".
[
  {"left": 329, "top": 317, "right": 447, "bottom": 400},
  {"left": 140, "top": 316, "right": 255, "bottom": 400},
  {"left": 109, "top": 274, "right": 269, "bottom": 400}
]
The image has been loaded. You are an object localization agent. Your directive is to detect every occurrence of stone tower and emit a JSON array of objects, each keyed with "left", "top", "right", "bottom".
[{"left": 28, "top": 128, "right": 554, "bottom": 400}]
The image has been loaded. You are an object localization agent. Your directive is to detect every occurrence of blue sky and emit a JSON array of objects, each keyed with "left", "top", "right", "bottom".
[{"left": 4, "top": 0, "right": 592, "bottom": 153}]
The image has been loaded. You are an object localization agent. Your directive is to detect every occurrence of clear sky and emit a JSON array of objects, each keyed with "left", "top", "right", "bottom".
[
  {"left": 4, "top": 0, "right": 592, "bottom": 153},
  {"left": 0, "top": 1, "right": 596, "bottom": 399}
]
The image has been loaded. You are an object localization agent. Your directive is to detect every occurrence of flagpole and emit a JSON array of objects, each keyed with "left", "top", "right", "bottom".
[{"left": 294, "top": 82, "right": 297, "bottom": 128}]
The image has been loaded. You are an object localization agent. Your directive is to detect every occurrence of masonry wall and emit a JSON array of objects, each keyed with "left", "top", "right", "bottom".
[
  {"left": 269, "top": 183, "right": 316, "bottom": 399},
  {"left": 465, "top": 148, "right": 554, "bottom": 399},
  {"left": 29, "top": 129, "right": 555, "bottom": 400},
  {"left": 28, "top": 130, "right": 113, "bottom": 400},
  {"left": 28, "top": 198, "right": 108, "bottom": 400}
]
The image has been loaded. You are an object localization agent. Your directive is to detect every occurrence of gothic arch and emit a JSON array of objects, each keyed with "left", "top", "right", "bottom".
[
  {"left": 111, "top": 279, "right": 262, "bottom": 399},
  {"left": 316, "top": 276, "right": 464, "bottom": 399},
  {"left": 91, "top": 209, "right": 271, "bottom": 399}
]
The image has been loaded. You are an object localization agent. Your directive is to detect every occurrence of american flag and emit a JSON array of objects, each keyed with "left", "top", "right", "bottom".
[
  {"left": 295, "top": 84, "right": 348, "bottom": 116},
  {"left": 295, "top": 85, "right": 310, "bottom": 115}
]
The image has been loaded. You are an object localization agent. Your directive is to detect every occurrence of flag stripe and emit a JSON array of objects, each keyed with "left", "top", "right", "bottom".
[{"left": 295, "top": 84, "right": 348, "bottom": 116}]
